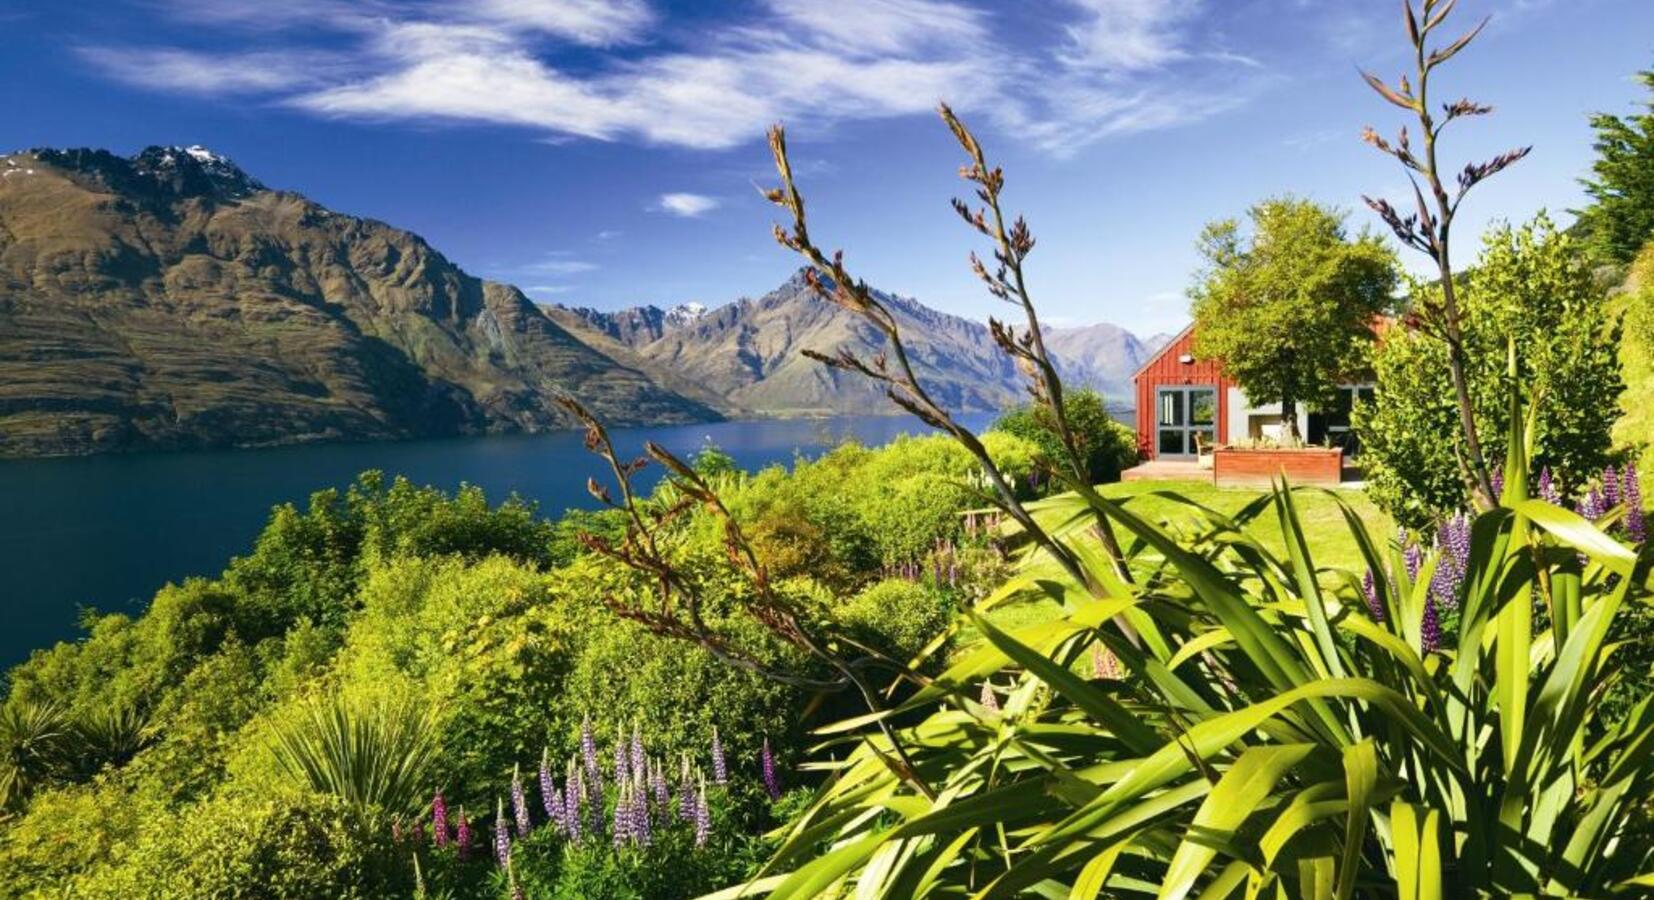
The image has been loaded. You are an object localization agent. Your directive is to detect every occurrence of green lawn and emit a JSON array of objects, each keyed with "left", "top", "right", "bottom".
[
  {"left": 975, "top": 479, "right": 1392, "bottom": 636},
  {"left": 1099, "top": 479, "right": 1392, "bottom": 574}
]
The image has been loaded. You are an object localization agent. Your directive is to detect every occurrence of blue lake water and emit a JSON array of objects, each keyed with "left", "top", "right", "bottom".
[{"left": 0, "top": 414, "right": 993, "bottom": 669}]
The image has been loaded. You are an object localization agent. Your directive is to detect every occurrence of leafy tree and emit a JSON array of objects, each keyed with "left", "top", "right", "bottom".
[
  {"left": 1357, "top": 215, "right": 1622, "bottom": 523},
  {"left": 1576, "top": 67, "right": 1654, "bottom": 265},
  {"left": 1190, "top": 197, "right": 1397, "bottom": 439},
  {"left": 1614, "top": 241, "right": 1654, "bottom": 472},
  {"left": 993, "top": 388, "right": 1137, "bottom": 483}
]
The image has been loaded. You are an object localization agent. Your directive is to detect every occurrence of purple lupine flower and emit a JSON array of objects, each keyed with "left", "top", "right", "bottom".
[
  {"left": 630, "top": 723, "right": 646, "bottom": 784},
  {"left": 565, "top": 762, "right": 583, "bottom": 843},
  {"left": 978, "top": 680, "right": 999, "bottom": 713},
  {"left": 1625, "top": 463, "right": 1645, "bottom": 544},
  {"left": 1605, "top": 466, "right": 1621, "bottom": 508},
  {"left": 1401, "top": 530, "right": 1423, "bottom": 583},
  {"left": 1490, "top": 469, "right": 1505, "bottom": 501},
  {"left": 432, "top": 791, "right": 449, "bottom": 849},
  {"left": 630, "top": 783, "right": 652, "bottom": 846},
  {"left": 511, "top": 765, "right": 531, "bottom": 837},
  {"left": 679, "top": 779, "right": 699, "bottom": 824},
  {"left": 1430, "top": 514, "right": 1470, "bottom": 611},
  {"left": 710, "top": 728, "right": 727, "bottom": 786},
  {"left": 540, "top": 751, "right": 560, "bottom": 829},
  {"left": 581, "top": 715, "right": 601, "bottom": 785},
  {"left": 612, "top": 781, "right": 632, "bottom": 847},
  {"left": 1422, "top": 596, "right": 1442, "bottom": 654},
  {"left": 455, "top": 807, "right": 472, "bottom": 861},
  {"left": 494, "top": 799, "right": 511, "bottom": 869},
  {"left": 613, "top": 732, "right": 629, "bottom": 786},
  {"left": 1539, "top": 467, "right": 1561, "bottom": 504},
  {"left": 761, "top": 738, "right": 781, "bottom": 801},
  {"left": 1362, "top": 569, "right": 1385, "bottom": 622},
  {"left": 651, "top": 758, "right": 670, "bottom": 812},
  {"left": 694, "top": 778, "right": 711, "bottom": 848},
  {"left": 1581, "top": 488, "right": 1606, "bottom": 521}
]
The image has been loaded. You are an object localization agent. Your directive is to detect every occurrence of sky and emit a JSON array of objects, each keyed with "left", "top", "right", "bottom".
[{"left": 0, "top": 0, "right": 1649, "bottom": 335}]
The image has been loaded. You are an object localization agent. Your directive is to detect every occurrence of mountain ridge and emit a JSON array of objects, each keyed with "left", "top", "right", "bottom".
[
  {"left": 0, "top": 145, "right": 719, "bottom": 457},
  {"left": 547, "top": 275, "right": 1165, "bottom": 416},
  {"left": 0, "top": 144, "right": 1164, "bottom": 457}
]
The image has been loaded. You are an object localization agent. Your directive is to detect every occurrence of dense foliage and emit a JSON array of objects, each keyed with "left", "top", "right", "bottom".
[
  {"left": 993, "top": 388, "right": 1137, "bottom": 485},
  {"left": 1615, "top": 241, "right": 1654, "bottom": 481},
  {"left": 1358, "top": 216, "right": 1623, "bottom": 525},
  {"left": 0, "top": 434, "right": 1035, "bottom": 897},
  {"left": 1190, "top": 197, "right": 1397, "bottom": 438},
  {"left": 1576, "top": 67, "right": 1654, "bottom": 266}
]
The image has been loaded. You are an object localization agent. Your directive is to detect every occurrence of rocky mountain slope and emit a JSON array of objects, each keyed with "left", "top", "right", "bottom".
[
  {"left": 548, "top": 275, "right": 1163, "bottom": 417},
  {"left": 0, "top": 146, "right": 718, "bottom": 456}
]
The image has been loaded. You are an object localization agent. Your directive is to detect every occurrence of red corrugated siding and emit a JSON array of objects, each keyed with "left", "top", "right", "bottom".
[{"left": 1132, "top": 328, "right": 1235, "bottom": 459}]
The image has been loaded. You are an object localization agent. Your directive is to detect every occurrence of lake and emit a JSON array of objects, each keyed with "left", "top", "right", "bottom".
[{"left": 0, "top": 414, "right": 994, "bottom": 669}]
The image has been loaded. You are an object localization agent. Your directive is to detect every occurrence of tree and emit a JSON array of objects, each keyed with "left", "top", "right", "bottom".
[
  {"left": 1613, "top": 241, "right": 1654, "bottom": 472},
  {"left": 1357, "top": 215, "right": 1622, "bottom": 524},
  {"left": 1190, "top": 198, "right": 1397, "bottom": 441},
  {"left": 992, "top": 388, "right": 1137, "bottom": 484},
  {"left": 1576, "top": 67, "right": 1654, "bottom": 266}
]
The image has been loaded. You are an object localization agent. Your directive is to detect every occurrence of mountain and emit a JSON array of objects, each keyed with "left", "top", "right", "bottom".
[
  {"left": 548, "top": 274, "right": 1160, "bottom": 417},
  {"left": 1045, "top": 322, "right": 1171, "bottom": 400},
  {"left": 0, "top": 146, "right": 718, "bottom": 457}
]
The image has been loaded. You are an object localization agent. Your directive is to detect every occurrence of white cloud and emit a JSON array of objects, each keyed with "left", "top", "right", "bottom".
[
  {"left": 81, "top": 0, "right": 1263, "bottom": 155},
  {"left": 656, "top": 193, "right": 719, "bottom": 217},
  {"left": 77, "top": 47, "right": 344, "bottom": 94},
  {"left": 1058, "top": 0, "right": 1203, "bottom": 72}
]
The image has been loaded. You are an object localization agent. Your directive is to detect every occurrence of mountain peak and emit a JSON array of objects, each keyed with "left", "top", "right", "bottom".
[{"left": 28, "top": 144, "right": 265, "bottom": 201}]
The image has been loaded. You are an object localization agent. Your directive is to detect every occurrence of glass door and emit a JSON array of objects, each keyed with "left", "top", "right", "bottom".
[{"left": 1156, "top": 387, "right": 1217, "bottom": 458}]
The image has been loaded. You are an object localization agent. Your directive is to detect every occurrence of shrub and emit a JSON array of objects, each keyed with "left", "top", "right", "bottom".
[
  {"left": 267, "top": 692, "right": 443, "bottom": 833},
  {"left": 993, "top": 389, "right": 1138, "bottom": 485},
  {"left": 71, "top": 790, "right": 394, "bottom": 899},
  {"left": 836, "top": 578, "right": 952, "bottom": 665},
  {"left": 1358, "top": 216, "right": 1623, "bottom": 524}
]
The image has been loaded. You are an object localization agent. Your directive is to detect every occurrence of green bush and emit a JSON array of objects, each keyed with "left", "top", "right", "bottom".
[
  {"left": 836, "top": 578, "right": 952, "bottom": 665},
  {"left": 70, "top": 790, "right": 394, "bottom": 899},
  {"left": 993, "top": 388, "right": 1138, "bottom": 485},
  {"left": 1358, "top": 215, "right": 1623, "bottom": 524}
]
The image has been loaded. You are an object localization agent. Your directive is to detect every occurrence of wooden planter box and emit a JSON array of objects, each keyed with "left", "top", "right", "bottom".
[{"left": 1212, "top": 446, "right": 1343, "bottom": 488}]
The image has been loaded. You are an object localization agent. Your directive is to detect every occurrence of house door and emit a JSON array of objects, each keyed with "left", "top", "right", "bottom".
[{"left": 1156, "top": 386, "right": 1217, "bottom": 458}]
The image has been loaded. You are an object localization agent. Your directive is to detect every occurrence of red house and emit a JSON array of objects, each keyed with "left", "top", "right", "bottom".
[{"left": 1132, "top": 324, "right": 1375, "bottom": 461}]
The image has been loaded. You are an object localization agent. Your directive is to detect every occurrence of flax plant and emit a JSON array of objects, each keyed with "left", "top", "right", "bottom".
[{"left": 1360, "top": 0, "right": 1531, "bottom": 508}]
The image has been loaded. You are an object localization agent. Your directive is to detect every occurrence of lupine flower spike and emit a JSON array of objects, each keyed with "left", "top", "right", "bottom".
[
  {"left": 1362, "top": 569, "right": 1385, "bottom": 622},
  {"left": 1422, "top": 595, "right": 1442, "bottom": 654},
  {"left": 511, "top": 764, "right": 531, "bottom": 837},
  {"left": 1538, "top": 467, "right": 1560, "bottom": 504},
  {"left": 432, "top": 790, "right": 449, "bottom": 848},
  {"left": 711, "top": 728, "right": 728, "bottom": 785},
  {"left": 978, "top": 680, "right": 999, "bottom": 713},
  {"left": 1091, "top": 642, "right": 1121, "bottom": 679},
  {"left": 494, "top": 798, "right": 511, "bottom": 869},
  {"left": 1624, "top": 462, "right": 1645, "bottom": 544},
  {"left": 540, "top": 749, "right": 561, "bottom": 831},
  {"left": 1401, "top": 528, "right": 1422, "bottom": 583},
  {"left": 694, "top": 776, "right": 711, "bottom": 848},
  {"left": 761, "top": 737, "right": 781, "bottom": 800},
  {"left": 455, "top": 807, "right": 472, "bottom": 860},
  {"left": 1605, "top": 466, "right": 1621, "bottom": 508}
]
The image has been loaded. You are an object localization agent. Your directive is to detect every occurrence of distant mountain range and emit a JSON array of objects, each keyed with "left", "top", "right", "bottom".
[
  {"left": 0, "top": 145, "right": 1166, "bottom": 457},
  {"left": 547, "top": 280, "right": 1167, "bottom": 418}
]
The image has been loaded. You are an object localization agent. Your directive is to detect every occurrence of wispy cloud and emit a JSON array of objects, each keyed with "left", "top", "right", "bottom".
[
  {"left": 79, "top": 0, "right": 1266, "bottom": 155},
  {"left": 656, "top": 193, "right": 719, "bottom": 217}
]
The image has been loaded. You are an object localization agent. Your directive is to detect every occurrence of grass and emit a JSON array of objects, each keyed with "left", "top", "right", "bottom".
[{"left": 975, "top": 479, "right": 1392, "bottom": 637}]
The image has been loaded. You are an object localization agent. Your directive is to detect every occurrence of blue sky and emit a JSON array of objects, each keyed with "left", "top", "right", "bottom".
[{"left": 0, "top": 0, "right": 1649, "bottom": 335}]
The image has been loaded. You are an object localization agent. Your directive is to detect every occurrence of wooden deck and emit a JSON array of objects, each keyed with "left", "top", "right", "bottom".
[{"left": 1120, "top": 460, "right": 1211, "bottom": 483}]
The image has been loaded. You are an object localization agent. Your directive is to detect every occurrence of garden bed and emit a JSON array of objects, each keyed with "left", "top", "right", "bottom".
[{"left": 1212, "top": 445, "right": 1344, "bottom": 487}]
